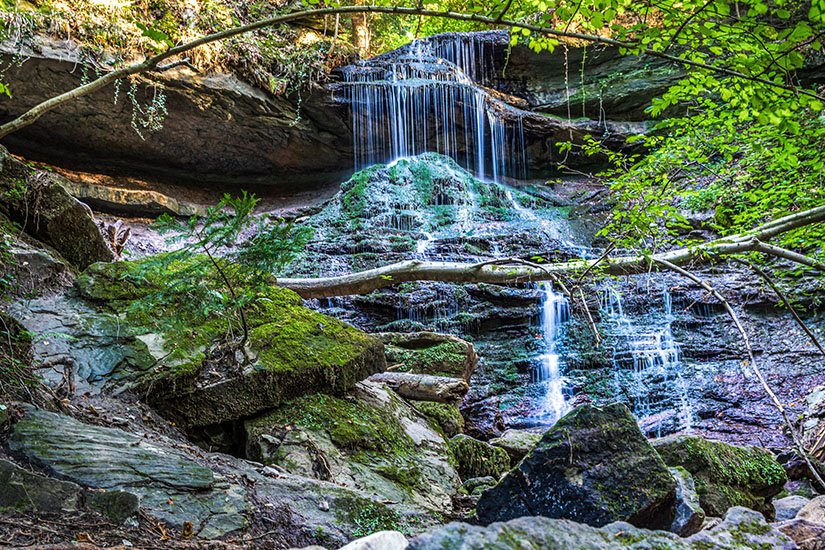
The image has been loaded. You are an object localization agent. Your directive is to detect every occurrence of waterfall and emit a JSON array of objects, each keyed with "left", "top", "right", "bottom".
[
  {"left": 600, "top": 287, "right": 693, "bottom": 433},
  {"left": 339, "top": 37, "right": 526, "bottom": 182},
  {"left": 533, "top": 283, "right": 571, "bottom": 423}
]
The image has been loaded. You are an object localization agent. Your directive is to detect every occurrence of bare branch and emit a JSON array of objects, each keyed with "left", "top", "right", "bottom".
[
  {"left": 731, "top": 257, "right": 825, "bottom": 358},
  {"left": 278, "top": 205, "right": 825, "bottom": 298}
]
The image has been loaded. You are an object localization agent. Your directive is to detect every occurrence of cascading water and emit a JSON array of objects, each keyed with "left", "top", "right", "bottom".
[
  {"left": 533, "top": 283, "right": 571, "bottom": 423},
  {"left": 338, "top": 36, "right": 526, "bottom": 182},
  {"left": 600, "top": 287, "right": 693, "bottom": 433}
]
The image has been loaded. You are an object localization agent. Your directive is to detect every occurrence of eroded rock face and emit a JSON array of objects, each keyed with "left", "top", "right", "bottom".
[
  {"left": 0, "top": 145, "right": 114, "bottom": 269},
  {"left": 0, "top": 38, "right": 353, "bottom": 189},
  {"left": 653, "top": 434, "right": 787, "bottom": 520},
  {"left": 476, "top": 403, "right": 676, "bottom": 529},
  {"left": 409, "top": 506, "right": 796, "bottom": 549},
  {"left": 245, "top": 380, "right": 461, "bottom": 514}
]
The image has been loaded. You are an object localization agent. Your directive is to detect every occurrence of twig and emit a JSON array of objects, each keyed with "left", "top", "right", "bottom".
[
  {"left": 731, "top": 257, "right": 825, "bottom": 358},
  {"left": 654, "top": 257, "right": 825, "bottom": 492}
]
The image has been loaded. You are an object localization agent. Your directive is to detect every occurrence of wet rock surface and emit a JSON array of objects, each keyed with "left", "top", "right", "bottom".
[{"left": 476, "top": 403, "right": 676, "bottom": 528}]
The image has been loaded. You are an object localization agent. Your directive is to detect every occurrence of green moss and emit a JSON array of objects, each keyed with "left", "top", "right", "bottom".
[
  {"left": 654, "top": 435, "right": 787, "bottom": 517},
  {"left": 449, "top": 434, "right": 510, "bottom": 480},
  {"left": 249, "top": 393, "right": 415, "bottom": 457},
  {"left": 385, "top": 340, "right": 468, "bottom": 377},
  {"left": 414, "top": 402, "right": 464, "bottom": 438}
]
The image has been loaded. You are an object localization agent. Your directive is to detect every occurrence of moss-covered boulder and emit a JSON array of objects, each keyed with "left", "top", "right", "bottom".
[
  {"left": 653, "top": 435, "right": 787, "bottom": 521},
  {"left": 75, "top": 258, "right": 386, "bottom": 428},
  {"left": 0, "top": 145, "right": 114, "bottom": 269},
  {"left": 476, "top": 403, "right": 677, "bottom": 529},
  {"left": 377, "top": 332, "right": 477, "bottom": 383},
  {"left": 449, "top": 434, "right": 511, "bottom": 481},
  {"left": 413, "top": 401, "right": 464, "bottom": 437},
  {"left": 245, "top": 381, "right": 461, "bottom": 513}
]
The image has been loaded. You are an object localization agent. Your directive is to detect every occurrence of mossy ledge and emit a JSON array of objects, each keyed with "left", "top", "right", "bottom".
[
  {"left": 76, "top": 256, "right": 386, "bottom": 428},
  {"left": 652, "top": 434, "right": 787, "bottom": 520}
]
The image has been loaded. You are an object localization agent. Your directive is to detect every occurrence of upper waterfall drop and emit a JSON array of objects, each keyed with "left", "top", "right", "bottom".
[{"left": 338, "top": 34, "right": 527, "bottom": 183}]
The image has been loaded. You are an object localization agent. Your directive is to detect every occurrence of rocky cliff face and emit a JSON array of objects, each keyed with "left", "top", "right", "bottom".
[{"left": 0, "top": 32, "right": 669, "bottom": 194}]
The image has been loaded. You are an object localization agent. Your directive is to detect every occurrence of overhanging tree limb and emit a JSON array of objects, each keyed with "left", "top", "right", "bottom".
[
  {"left": 277, "top": 205, "right": 825, "bottom": 298},
  {"left": 1, "top": 4, "right": 824, "bottom": 140}
]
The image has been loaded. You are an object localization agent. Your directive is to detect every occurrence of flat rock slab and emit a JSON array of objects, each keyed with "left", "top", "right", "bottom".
[
  {"left": 476, "top": 403, "right": 676, "bottom": 528},
  {"left": 8, "top": 406, "right": 245, "bottom": 538},
  {"left": 410, "top": 506, "right": 796, "bottom": 549}
]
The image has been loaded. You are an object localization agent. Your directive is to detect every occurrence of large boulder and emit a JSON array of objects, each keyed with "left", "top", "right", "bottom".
[
  {"left": 653, "top": 434, "right": 787, "bottom": 520},
  {"left": 377, "top": 332, "right": 477, "bottom": 383},
  {"left": 409, "top": 506, "right": 796, "bottom": 549},
  {"left": 245, "top": 381, "right": 461, "bottom": 513},
  {"left": 76, "top": 258, "right": 386, "bottom": 427},
  {"left": 0, "top": 145, "right": 114, "bottom": 269},
  {"left": 476, "top": 403, "right": 676, "bottom": 528}
]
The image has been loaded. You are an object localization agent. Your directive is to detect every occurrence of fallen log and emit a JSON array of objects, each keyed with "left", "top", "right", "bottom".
[
  {"left": 276, "top": 205, "right": 825, "bottom": 299},
  {"left": 369, "top": 372, "right": 469, "bottom": 404}
]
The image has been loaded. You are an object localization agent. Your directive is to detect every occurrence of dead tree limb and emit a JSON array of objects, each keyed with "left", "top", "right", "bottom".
[
  {"left": 654, "top": 257, "right": 825, "bottom": 492},
  {"left": 277, "top": 205, "right": 825, "bottom": 298}
]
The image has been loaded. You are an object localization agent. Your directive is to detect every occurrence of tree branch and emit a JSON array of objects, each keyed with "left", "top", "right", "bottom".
[
  {"left": 278, "top": 205, "right": 825, "bottom": 298},
  {"left": 2, "top": 4, "right": 823, "bottom": 140},
  {"left": 731, "top": 257, "right": 825, "bottom": 358}
]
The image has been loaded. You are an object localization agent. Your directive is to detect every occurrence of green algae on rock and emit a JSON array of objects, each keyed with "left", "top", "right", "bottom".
[
  {"left": 75, "top": 256, "right": 385, "bottom": 428},
  {"left": 413, "top": 401, "right": 465, "bottom": 438},
  {"left": 652, "top": 434, "right": 787, "bottom": 520},
  {"left": 377, "top": 332, "right": 478, "bottom": 383}
]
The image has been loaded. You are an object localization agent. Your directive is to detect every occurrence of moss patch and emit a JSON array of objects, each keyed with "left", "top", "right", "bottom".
[
  {"left": 75, "top": 256, "right": 385, "bottom": 428},
  {"left": 449, "top": 434, "right": 510, "bottom": 480},
  {"left": 414, "top": 402, "right": 464, "bottom": 438}
]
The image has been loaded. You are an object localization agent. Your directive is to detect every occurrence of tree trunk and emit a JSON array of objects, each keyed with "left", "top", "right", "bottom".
[
  {"left": 370, "top": 372, "right": 469, "bottom": 404},
  {"left": 351, "top": 0, "right": 370, "bottom": 57}
]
